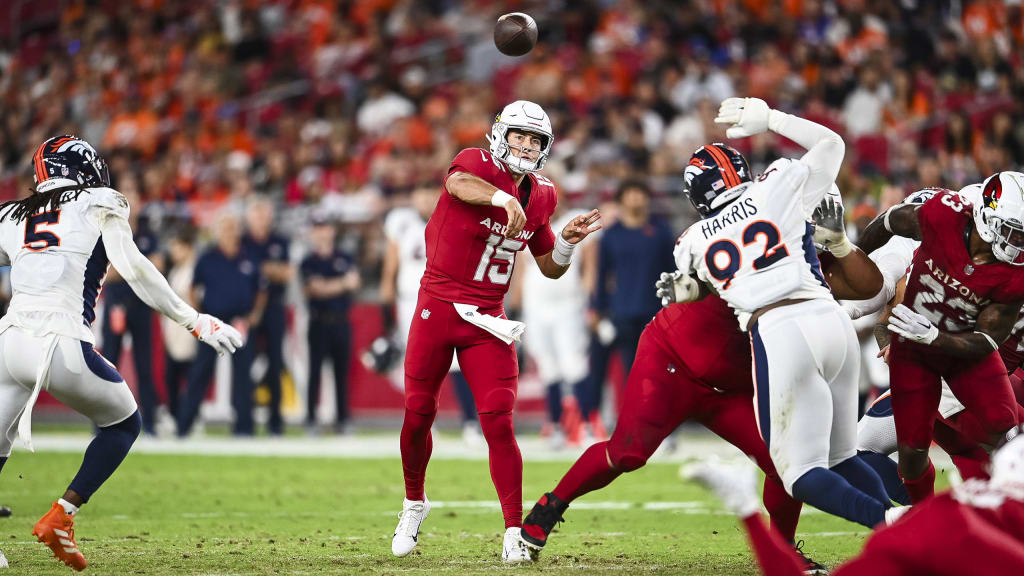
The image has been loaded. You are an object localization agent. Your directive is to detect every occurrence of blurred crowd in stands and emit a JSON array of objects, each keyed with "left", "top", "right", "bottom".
[{"left": 0, "top": 0, "right": 1021, "bottom": 435}]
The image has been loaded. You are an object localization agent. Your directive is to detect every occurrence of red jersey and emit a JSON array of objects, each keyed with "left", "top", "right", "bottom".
[
  {"left": 902, "top": 191, "right": 1024, "bottom": 348},
  {"left": 649, "top": 293, "right": 751, "bottom": 392},
  {"left": 421, "top": 148, "right": 557, "bottom": 308},
  {"left": 999, "top": 314, "right": 1024, "bottom": 372}
]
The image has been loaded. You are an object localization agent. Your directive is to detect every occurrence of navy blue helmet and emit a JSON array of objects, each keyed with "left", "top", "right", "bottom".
[
  {"left": 32, "top": 135, "right": 110, "bottom": 193},
  {"left": 682, "top": 143, "right": 751, "bottom": 217}
]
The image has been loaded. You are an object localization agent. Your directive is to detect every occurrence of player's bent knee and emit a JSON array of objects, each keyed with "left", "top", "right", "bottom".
[
  {"left": 478, "top": 385, "right": 516, "bottom": 414},
  {"left": 607, "top": 440, "right": 648, "bottom": 472},
  {"left": 107, "top": 409, "right": 142, "bottom": 440},
  {"left": 405, "top": 391, "right": 439, "bottom": 416}
]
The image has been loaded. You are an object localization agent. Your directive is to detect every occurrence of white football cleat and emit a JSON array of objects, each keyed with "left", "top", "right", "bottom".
[
  {"left": 392, "top": 498, "right": 430, "bottom": 557},
  {"left": 0, "top": 548, "right": 8, "bottom": 568},
  {"left": 502, "top": 527, "right": 533, "bottom": 563},
  {"left": 885, "top": 505, "right": 911, "bottom": 526}
]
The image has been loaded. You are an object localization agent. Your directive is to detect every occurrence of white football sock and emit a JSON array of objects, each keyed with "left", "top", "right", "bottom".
[{"left": 58, "top": 498, "right": 79, "bottom": 516}]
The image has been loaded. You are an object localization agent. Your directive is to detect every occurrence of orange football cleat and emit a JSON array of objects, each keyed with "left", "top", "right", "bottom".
[{"left": 32, "top": 502, "right": 86, "bottom": 571}]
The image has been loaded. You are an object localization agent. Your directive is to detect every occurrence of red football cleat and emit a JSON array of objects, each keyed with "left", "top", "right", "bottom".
[{"left": 32, "top": 502, "right": 87, "bottom": 571}]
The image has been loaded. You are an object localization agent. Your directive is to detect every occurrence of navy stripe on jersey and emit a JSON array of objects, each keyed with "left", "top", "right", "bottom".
[
  {"left": 82, "top": 239, "right": 108, "bottom": 325},
  {"left": 865, "top": 392, "right": 893, "bottom": 418},
  {"left": 81, "top": 342, "right": 123, "bottom": 383},
  {"left": 750, "top": 324, "right": 771, "bottom": 448},
  {"left": 801, "top": 222, "right": 829, "bottom": 290}
]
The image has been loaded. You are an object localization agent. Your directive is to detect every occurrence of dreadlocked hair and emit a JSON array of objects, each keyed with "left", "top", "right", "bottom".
[{"left": 0, "top": 187, "right": 87, "bottom": 223}]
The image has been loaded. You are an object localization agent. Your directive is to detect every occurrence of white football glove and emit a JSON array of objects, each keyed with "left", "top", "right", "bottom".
[
  {"left": 656, "top": 271, "right": 700, "bottom": 307},
  {"left": 812, "top": 193, "right": 853, "bottom": 257},
  {"left": 190, "top": 313, "right": 245, "bottom": 355},
  {"left": 714, "top": 97, "right": 771, "bottom": 139},
  {"left": 887, "top": 304, "right": 939, "bottom": 345}
]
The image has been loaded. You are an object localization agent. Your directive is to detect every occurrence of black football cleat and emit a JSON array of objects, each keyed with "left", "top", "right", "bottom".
[
  {"left": 794, "top": 540, "right": 829, "bottom": 575},
  {"left": 0, "top": 506, "right": 10, "bottom": 518},
  {"left": 520, "top": 492, "right": 568, "bottom": 554}
]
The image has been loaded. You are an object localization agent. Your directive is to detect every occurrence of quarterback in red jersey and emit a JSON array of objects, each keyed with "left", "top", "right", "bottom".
[
  {"left": 688, "top": 428, "right": 1024, "bottom": 576},
  {"left": 392, "top": 100, "right": 601, "bottom": 563},
  {"left": 858, "top": 171, "right": 1024, "bottom": 503},
  {"left": 521, "top": 188, "right": 883, "bottom": 572}
]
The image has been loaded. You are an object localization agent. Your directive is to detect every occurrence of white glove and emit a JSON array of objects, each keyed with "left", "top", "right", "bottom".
[
  {"left": 887, "top": 304, "right": 939, "bottom": 345},
  {"left": 190, "top": 313, "right": 245, "bottom": 355},
  {"left": 656, "top": 271, "right": 700, "bottom": 307},
  {"left": 714, "top": 97, "right": 771, "bottom": 139},
  {"left": 812, "top": 193, "right": 853, "bottom": 257}
]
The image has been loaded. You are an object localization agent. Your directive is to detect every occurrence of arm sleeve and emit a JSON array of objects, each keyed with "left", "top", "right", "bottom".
[
  {"left": 767, "top": 111, "right": 845, "bottom": 214},
  {"left": 528, "top": 222, "right": 556, "bottom": 256},
  {"left": 100, "top": 213, "right": 199, "bottom": 329},
  {"left": 443, "top": 148, "right": 495, "bottom": 189}
]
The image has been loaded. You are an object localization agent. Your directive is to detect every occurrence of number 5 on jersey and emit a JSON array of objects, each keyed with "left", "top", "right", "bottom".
[
  {"left": 474, "top": 233, "right": 524, "bottom": 285},
  {"left": 704, "top": 220, "right": 788, "bottom": 289},
  {"left": 24, "top": 210, "right": 61, "bottom": 251}
]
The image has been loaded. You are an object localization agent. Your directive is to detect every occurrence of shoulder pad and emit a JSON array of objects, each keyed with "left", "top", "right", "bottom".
[{"left": 89, "top": 187, "right": 131, "bottom": 219}]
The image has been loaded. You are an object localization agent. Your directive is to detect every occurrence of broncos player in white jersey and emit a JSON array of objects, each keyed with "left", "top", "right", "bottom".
[
  {"left": 0, "top": 136, "right": 242, "bottom": 571},
  {"left": 660, "top": 98, "right": 894, "bottom": 529}
]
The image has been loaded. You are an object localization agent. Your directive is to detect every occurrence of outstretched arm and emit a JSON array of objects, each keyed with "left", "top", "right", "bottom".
[
  {"left": 857, "top": 204, "right": 922, "bottom": 255},
  {"left": 534, "top": 209, "right": 602, "bottom": 279},
  {"left": 101, "top": 214, "right": 243, "bottom": 354},
  {"left": 101, "top": 215, "right": 197, "bottom": 328}
]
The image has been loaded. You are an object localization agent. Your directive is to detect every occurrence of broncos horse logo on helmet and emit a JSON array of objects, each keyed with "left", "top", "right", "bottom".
[
  {"left": 32, "top": 135, "right": 110, "bottom": 194},
  {"left": 682, "top": 143, "right": 751, "bottom": 217}
]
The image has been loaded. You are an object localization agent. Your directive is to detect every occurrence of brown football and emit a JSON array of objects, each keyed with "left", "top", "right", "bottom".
[{"left": 494, "top": 12, "right": 537, "bottom": 57}]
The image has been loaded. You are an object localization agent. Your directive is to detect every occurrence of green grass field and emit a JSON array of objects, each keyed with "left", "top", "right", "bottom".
[{"left": 0, "top": 443, "right": 891, "bottom": 575}]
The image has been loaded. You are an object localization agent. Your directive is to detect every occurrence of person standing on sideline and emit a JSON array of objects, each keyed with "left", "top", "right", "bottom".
[
  {"left": 588, "top": 180, "right": 675, "bottom": 420},
  {"left": 381, "top": 183, "right": 480, "bottom": 444},
  {"left": 241, "top": 198, "right": 292, "bottom": 435},
  {"left": 161, "top": 226, "right": 198, "bottom": 429},
  {"left": 518, "top": 194, "right": 591, "bottom": 449},
  {"left": 177, "top": 212, "right": 265, "bottom": 437},
  {"left": 300, "top": 216, "right": 359, "bottom": 435},
  {"left": 99, "top": 180, "right": 163, "bottom": 435}
]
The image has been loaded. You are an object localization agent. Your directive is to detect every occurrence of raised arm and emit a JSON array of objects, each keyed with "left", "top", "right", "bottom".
[
  {"left": 715, "top": 98, "right": 845, "bottom": 211},
  {"left": 446, "top": 171, "right": 526, "bottom": 239},
  {"left": 533, "top": 209, "right": 602, "bottom": 279}
]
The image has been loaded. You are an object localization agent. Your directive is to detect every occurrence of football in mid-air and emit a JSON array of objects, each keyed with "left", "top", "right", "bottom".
[{"left": 494, "top": 12, "right": 537, "bottom": 57}]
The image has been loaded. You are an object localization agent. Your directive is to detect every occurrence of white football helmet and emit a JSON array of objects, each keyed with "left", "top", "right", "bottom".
[
  {"left": 973, "top": 171, "right": 1024, "bottom": 266},
  {"left": 486, "top": 100, "right": 553, "bottom": 174}
]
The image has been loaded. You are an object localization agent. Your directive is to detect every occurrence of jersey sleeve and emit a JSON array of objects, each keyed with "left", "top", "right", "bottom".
[
  {"left": 917, "top": 190, "right": 962, "bottom": 244},
  {"left": 443, "top": 148, "right": 498, "bottom": 188},
  {"left": 528, "top": 222, "right": 556, "bottom": 256},
  {"left": 673, "top": 229, "right": 697, "bottom": 275},
  {"left": 87, "top": 187, "right": 131, "bottom": 224}
]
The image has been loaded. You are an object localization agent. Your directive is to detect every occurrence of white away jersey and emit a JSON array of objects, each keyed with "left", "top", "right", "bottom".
[
  {"left": 522, "top": 211, "right": 586, "bottom": 315},
  {"left": 674, "top": 158, "right": 832, "bottom": 330},
  {"left": 383, "top": 207, "right": 429, "bottom": 303},
  {"left": 0, "top": 187, "right": 128, "bottom": 343}
]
